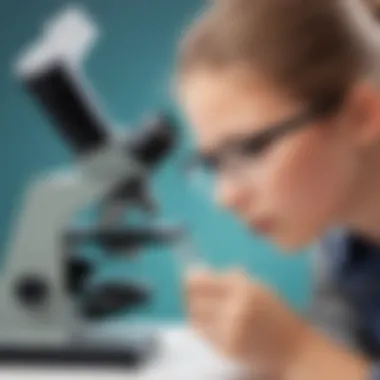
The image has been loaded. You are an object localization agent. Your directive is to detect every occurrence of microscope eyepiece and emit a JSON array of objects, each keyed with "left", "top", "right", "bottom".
[
  {"left": 14, "top": 5, "right": 110, "bottom": 156},
  {"left": 24, "top": 62, "right": 110, "bottom": 155},
  {"left": 128, "top": 113, "right": 177, "bottom": 169}
]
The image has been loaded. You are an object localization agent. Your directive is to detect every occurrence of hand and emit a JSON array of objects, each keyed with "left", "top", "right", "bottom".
[{"left": 185, "top": 268, "right": 309, "bottom": 378}]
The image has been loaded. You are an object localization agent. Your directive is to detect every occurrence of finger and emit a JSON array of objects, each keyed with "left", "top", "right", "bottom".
[
  {"left": 185, "top": 264, "right": 211, "bottom": 279},
  {"left": 217, "top": 270, "right": 254, "bottom": 356},
  {"left": 221, "top": 267, "right": 249, "bottom": 283},
  {"left": 215, "top": 269, "right": 246, "bottom": 298},
  {"left": 227, "top": 266, "right": 247, "bottom": 276},
  {"left": 192, "top": 316, "right": 223, "bottom": 345},
  {"left": 222, "top": 296, "right": 253, "bottom": 358},
  {"left": 185, "top": 266, "right": 216, "bottom": 284},
  {"left": 187, "top": 295, "right": 221, "bottom": 323},
  {"left": 185, "top": 269, "right": 225, "bottom": 297},
  {"left": 190, "top": 292, "right": 235, "bottom": 353}
]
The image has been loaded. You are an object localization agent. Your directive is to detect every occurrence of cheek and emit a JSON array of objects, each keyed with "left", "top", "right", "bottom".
[{"left": 261, "top": 129, "right": 356, "bottom": 243}]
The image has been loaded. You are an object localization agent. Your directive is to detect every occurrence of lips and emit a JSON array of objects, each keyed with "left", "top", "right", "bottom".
[{"left": 250, "top": 218, "right": 276, "bottom": 235}]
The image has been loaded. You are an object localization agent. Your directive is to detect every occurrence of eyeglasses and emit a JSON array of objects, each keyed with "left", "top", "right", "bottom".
[{"left": 184, "top": 95, "right": 344, "bottom": 198}]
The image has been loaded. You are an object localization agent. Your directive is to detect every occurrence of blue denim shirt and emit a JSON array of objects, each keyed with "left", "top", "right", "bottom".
[{"left": 320, "top": 229, "right": 380, "bottom": 377}]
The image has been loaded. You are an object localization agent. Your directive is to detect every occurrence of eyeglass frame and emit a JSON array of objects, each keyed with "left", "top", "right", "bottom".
[{"left": 184, "top": 94, "right": 345, "bottom": 180}]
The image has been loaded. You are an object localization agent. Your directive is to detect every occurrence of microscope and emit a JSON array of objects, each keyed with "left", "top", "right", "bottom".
[{"left": 0, "top": 6, "right": 183, "bottom": 366}]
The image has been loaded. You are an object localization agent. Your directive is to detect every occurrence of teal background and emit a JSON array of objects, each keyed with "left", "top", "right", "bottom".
[{"left": 0, "top": 0, "right": 310, "bottom": 321}]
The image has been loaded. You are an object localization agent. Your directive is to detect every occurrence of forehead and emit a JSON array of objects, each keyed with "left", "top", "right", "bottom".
[{"left": 179, "top": 68, "right": 302, "bottom": 151}]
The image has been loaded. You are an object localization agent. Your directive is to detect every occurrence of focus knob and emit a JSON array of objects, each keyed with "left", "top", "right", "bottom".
[{"left": 15, "top": 275, "right": 50, "bottom": 308}]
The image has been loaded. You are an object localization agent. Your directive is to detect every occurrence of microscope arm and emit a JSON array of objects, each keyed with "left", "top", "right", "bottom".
[
  {"left": 0, "top": 167, "right": 132, "bottom": 344},
  {"left": 5, "top": 170, "right": 112, "bottom": 273}
]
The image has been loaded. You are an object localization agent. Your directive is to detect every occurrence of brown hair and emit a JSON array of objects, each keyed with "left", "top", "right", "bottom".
[
  {"left": 364, "top": 0, "right": 380, "bottom": 20},
  {"left": 177, "top": 0, "right": 380, "bottom": 107}
]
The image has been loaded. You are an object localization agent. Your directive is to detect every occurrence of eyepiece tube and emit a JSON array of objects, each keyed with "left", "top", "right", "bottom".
[
  {"left": 128, "top": 113, "right": 178, "bottom": 169},
  {"left": 24, "top": 62, "right": 110, "bottom": 155}
]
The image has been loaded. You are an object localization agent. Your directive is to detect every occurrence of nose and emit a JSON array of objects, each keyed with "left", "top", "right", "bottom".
[{"left": 215, "top": 174, "right": 250, "bottom": 213}]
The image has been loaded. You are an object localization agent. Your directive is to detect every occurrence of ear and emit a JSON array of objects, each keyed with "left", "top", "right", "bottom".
[{"left": 342, "top": 81, "right": 380, "bottom": 147}]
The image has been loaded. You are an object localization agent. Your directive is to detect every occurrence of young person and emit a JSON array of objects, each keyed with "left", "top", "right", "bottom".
[{"left": 175, "top": 0, "right": 380, "bottom": 378}]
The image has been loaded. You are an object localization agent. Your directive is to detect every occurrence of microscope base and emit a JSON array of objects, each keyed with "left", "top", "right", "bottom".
[
  {"left": 0, "top": 324, "right": 159, "bottom": 367},
  {"left": 0, "top": 344, "right": 155, "bottom": 367}
]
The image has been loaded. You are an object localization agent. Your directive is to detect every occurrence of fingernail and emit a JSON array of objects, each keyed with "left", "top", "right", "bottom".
[{"left": 185, "top": 264, "right": 210, "bottom": 280}]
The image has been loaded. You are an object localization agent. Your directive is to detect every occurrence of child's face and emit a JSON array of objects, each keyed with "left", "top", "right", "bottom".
[{"left": 179, "top": 68, "right": 360, "bottom": 251}]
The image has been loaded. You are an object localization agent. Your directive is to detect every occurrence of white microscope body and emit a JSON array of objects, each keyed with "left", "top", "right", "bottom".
[{"left": 0, "top": 6, "right": 180, "bottom": 366}]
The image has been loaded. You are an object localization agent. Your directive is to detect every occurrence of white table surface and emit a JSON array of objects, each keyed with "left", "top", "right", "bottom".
[{"left": 0, "top": 325, "right": 248, "bottom": 380}]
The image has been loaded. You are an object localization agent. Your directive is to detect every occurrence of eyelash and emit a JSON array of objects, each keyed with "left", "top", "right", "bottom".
[
  {"left": 202, "top": 155, "right": 221, "bottom": 171},
  {"left": 241, "top": 134, "right": 274, "bottom": 157}
]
